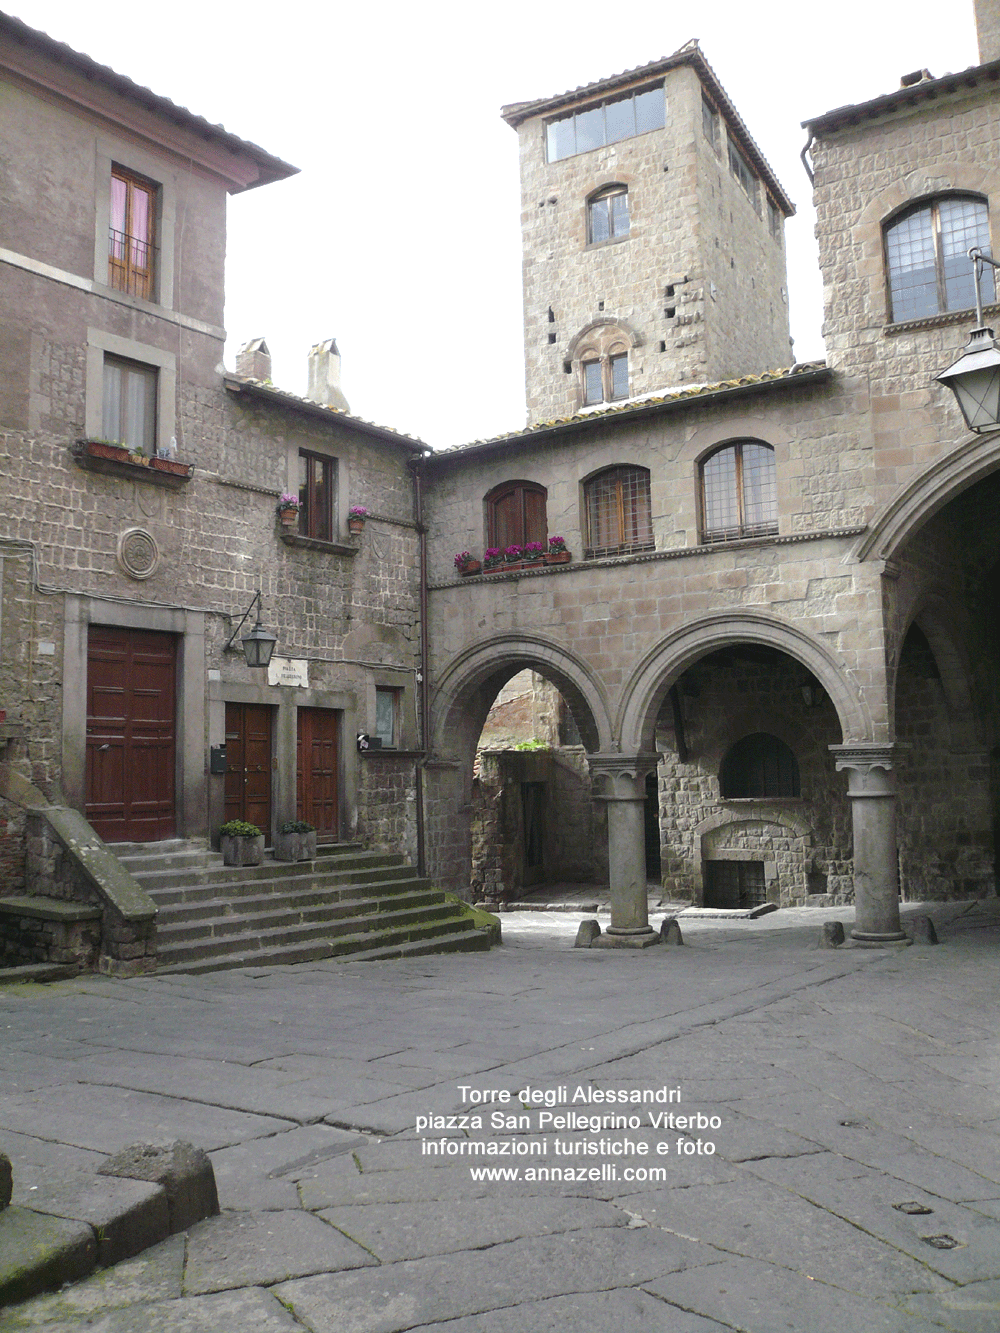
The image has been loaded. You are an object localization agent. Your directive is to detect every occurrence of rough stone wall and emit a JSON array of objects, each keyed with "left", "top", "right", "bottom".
[
  {"left": 652, "top": 652, "right": 853, "bottom": 907},
  {"left": 514, "top": 62, "right": 791, "bottom": 423},
  {"left": 356, "top": 756, "right": 418, "bottom": 866}
]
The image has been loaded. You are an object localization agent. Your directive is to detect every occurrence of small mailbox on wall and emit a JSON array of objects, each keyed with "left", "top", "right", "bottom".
[{"left": 209, "top": 743, "right": 227, "bottom": 774}]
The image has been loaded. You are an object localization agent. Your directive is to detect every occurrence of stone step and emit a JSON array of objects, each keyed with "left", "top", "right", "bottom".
[
  {"left": 124, "top": 853, "right": 405, "bottom": 890},
  {"left": 157, "top": 925, "right": 490, "bottom": 975},
  {"left": 156, "top": 907, "right": 476, "bottom": 968},
  {"left": 157, "top": 897, "right": 457, "bottom": 947},
  {"left": 137, "top": 862, "right": 421, "bottom": 903},
  {"left": 154, "top": 883, "right": 442, "bottom": 927}
]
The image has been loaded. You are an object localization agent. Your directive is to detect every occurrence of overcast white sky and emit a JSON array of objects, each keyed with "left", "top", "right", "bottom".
[{"left": 6, "top": 0, "right": 982, "bottom": 447}]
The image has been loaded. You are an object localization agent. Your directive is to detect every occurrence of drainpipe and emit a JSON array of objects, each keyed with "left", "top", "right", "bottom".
[
  {"left": 800, "top": 132, "right": 815, "bottom": 185},
  {"left": 409, "top": 456, "right": 430, "bottom": 877}
]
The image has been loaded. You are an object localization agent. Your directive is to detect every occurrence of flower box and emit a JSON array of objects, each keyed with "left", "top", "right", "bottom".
[
  {"left": 220, "top": 833, "right": 265, "bottom": 866},
  {"left": 545, "top": 551, "right": 572, "bottom": 565},
  {"left": 458, "top": 559, "right": 481, "bottom": 576},
  {"left": 273, "top": 829, "right": 317, "bottom": 862},
  {"left": 151, "top": 456, "right": 194, "bottom": 478},
  {"left": 85, "top": 440, "right": 130, "bottom": 463}
]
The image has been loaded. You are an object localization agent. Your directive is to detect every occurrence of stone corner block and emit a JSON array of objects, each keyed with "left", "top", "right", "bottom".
[
  {"left": 820, "top": 921, "right": 846, "bottom": 948},
  {"left": 659, "top": 918, "right": 684, "bottom": 945},
  {"left": 908, "top": 914, "right": 939, "bottom": 945},
  {"left": 0, "top": 1206, "right": 96, "bottom": 1306},
  {"left": 574, "top": 919, "right": 601, "bottom": 948},
  {"left": 97, "top": 1141, "right": 219, "bottom": 1234},
  {"left": 30, "top": 1174, "right": 169, "bottom": 1268}
]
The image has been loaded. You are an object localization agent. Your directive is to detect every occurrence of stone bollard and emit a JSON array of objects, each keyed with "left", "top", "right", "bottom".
[
  {"left": 909, "top": 915, "right": 939, "bottom": 945},
  {"left": 659, "top": 918, "right": 684, "bottom": 946},
  {"left": 98, "top": 1141, "right": 219, "bottom": 1233},
  {"left": 574, "top": 920, "right": 601, "bottom": 948},
  {"left": 0, "top": 1151, "right": 11, "bottom": 1210},
  {"left": 820, "top": 921, "right": 846, "bottom": 948}
]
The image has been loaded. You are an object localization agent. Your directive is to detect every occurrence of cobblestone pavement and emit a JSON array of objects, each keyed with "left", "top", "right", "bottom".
[{"left": 2, "top": 900, "right": 1000, "bottom": 1331}]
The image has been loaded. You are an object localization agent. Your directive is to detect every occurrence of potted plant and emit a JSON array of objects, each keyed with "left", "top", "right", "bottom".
[
  {"left": 545, "top": 535, "right": 572, "bottom": 565},
  {"left": 454, "top": 551, "right": 481, "bottom": 576},
  {"left": 483, "top": 547, "right": 502, "bottom": 572},
  {"left": 151, "top": 456, "right": 193, "bottom": 477},
  {"left": 219, "top": 819, "right": 264, "bottom": 866},
  {"left": 348, "top": 505, "right": 369, "bottom": 534},
  {"left": 273, "top": 819, "right": 317, "bottom": 862},
  {"left": 523, "top": 541, "right": 545, "bottom": 565},
  {"left": 504, "top": 543, "right": 524, "bottom": 567},
  {"left": 277, "top": 492, "right": 300, "bottom": 526}
]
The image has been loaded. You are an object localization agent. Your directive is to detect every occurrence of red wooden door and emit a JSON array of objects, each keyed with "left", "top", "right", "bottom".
[
  {"left": 297, "top": 708, "right": 340, "bottom": 839},
  {"left": 86, "top": 627, "right": 177, "bottom": 842},
  {"left": 224, "top": 703, "right": 273, "bottom": 835}
]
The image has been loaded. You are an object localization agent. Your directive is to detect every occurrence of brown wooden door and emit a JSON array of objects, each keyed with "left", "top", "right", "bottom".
[
  {"left": 297, "top": 707, "right": 340, "bottom": 839},
  {"left": 86, "top": 627, "right": 177, "bottom": 842},
  {"left": 225, "top": 703, "right": 273, "bottom": 835}
]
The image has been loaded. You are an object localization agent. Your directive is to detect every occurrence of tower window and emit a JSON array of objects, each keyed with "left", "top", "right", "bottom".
[
  {"left": 885, "top": 195, "right": 993, "bottom": 323},
  {"left": 610, "top": 353, "right": 628, "bottom": 399},
  {"left": 702, "top": 96, "right": 719, "bottom": 151},
  {"left": 700, "top": 441, "right": 777, "bottom": 543},
  {"left": 546, "top": 84, "right": 664, "bottom": 162},
  {"left": 588, "top": 186, "right": 629, "bottom": 244},
  {"left": 727, "top": 136, "right": 759, "bottom": 211},
  {"left": 720, "top": 733, "right": 799, "bottom": 799},
  {"left": 584, "top": 465, "right": 653, "bottom": 558}
]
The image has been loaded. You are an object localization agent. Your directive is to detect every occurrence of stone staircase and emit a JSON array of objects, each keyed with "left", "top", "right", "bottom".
[{"left": 113, "top": 841, "right": 492, "bottom": 975}]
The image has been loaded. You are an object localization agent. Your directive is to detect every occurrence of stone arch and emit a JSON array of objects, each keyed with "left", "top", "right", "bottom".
[
  {"left": 893, "top": 594, "right": 981, "bottom": 749},
  {"left": 695, "top": 806, "right": 813, "bottom": 840},
  {"left": 618, "top": 612, "right": 871, "bottom": 752},
  {"left": 431, "top": 633, "right": 613, "bottom": 768},
  {"left": 566, "top": 318, "right": 643, "bottom": 358},
  {"left": 856, "top": 434, "right": 1000, "bottom": 564}
]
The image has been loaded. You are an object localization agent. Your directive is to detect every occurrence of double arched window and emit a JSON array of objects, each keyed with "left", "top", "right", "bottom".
[
  {"left": 720, "top": 734, "right": 800, "bottom": 799},
  {"left": 486, "top": 481, "right": 547, "bottom": 550},
  {"left": 584, "top": 465, "right": 653, "bottom": 558},
  {"left": 700, "top": 441, "right": 777, "bottom": 544},
  {"left": 884, "top": 195, "right": 993, "bottom": 323}
]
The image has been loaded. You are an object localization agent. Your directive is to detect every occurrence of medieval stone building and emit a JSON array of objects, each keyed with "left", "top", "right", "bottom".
[{"left": 3, "top": 4, "right": 1000, "bottom": 968}]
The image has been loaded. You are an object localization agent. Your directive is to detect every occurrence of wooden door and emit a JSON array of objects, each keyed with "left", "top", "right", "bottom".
[
  {"left": 297, "top": 708, "right": 340, "bottom": 839},
  {"left": 521, "top": 781, "right": 545, "bottom": 886},
  {"left": 225, "top": 703, "right": 273, "bottom": 835},
  {"left": 86, "top": 627, "right": 176, "bottom": 842}
]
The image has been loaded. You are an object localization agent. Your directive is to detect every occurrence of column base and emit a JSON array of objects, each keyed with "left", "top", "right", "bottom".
[
  {"left": 850, "top": 930, "right": 912, "bottom": 948},
  {"left": 592, "top": 928, "right": 659, "bottom": 950}
]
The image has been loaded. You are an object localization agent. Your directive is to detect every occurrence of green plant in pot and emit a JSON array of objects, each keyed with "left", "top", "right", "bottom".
[
  {"left": 219, "top": 819, "right": 265, "bottom": 867},
  {"left": 274, "top": 819, "right": 317, "bottom": 862}
]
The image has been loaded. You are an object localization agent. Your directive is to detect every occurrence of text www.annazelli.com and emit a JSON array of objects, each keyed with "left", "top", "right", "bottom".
[{"left": 469, "top": 1165, "right": 669, "bottom": 1182}]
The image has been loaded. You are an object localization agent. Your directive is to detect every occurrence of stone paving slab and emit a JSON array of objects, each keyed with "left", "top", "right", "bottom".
[
  {"left": 398, "top": 1288, "right": 731, "bottom": 1331},
  {"left": 209, "top": 1122, "right": 365, "bottom": 1211},
  {"left": 0, "top": 1286, "right": 303, "bottom": 1332},
  {"left": 0, "top": 1208, "right": 95, "bottom": 1307},
  {"left": 901, "top": 1277, "right": 1000, "bottom": 1332},
  {"left": 183, "top": 1208, "right": 377, "bottom": 1294},
  {"left": 20, "top": 1173, "right": 167, "bottom": 1268}
]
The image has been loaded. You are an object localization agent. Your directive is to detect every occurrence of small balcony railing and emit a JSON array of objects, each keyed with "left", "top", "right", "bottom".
[{"left": 108, "top": 228, "right": 158, "bottom": 301}]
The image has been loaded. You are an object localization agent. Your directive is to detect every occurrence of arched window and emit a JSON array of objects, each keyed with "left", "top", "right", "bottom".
[
  {"left": 588, "top": 185, "right": 629, "bottom": 244},
  {"left": 701, "top": 440, "right": 777, "bottom": 543},
  {"left": 486, "top": 481, "right": 547, "bottom": 550},
  {"left": 720, "top": 733, "right": 800, "bottom": 798},
  {"left": 885, "top": 195, "right": 993, "bottom": 323},
  {"left": 584, "top": 465, "right": 653, "bottom": 558}
]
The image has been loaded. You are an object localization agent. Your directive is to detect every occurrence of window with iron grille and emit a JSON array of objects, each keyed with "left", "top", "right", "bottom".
[
  {"left": 700, "top": 440, "right": 777, "bottom": 543},
  {"left": 102, "top": 355, "right": 156, "bottom": 454},
  {"left": 884, "top": 195, "right": 993, "bottom": 323},
  {"left": 108, "top": 168, "right": 158, "bottom": 301},
  {"left": 720, "top": 733, "right": 800, "bottom": 798},
  {"left": 298, "top": 451, "right": 334, "bottom": 541},
  {"left": 584, "top": 465, "right": 653, "bottom": 558},
  {"left": 704, "top": 860, "right": 767, "bottom": 910},
  {"left": 588, "top": 186, "right": 629, "bottom": 244},
  {"left": 486, "top": 481, "right": 547, "bottom": 549}
]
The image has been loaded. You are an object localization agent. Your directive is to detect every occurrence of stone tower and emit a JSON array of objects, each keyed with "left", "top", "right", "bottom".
[{"left": 502, "top": 41, "right": 795, "bottom": 424}]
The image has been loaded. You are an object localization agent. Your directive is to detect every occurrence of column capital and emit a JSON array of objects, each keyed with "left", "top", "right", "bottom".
[
  {"left": 588, "top": 752, "right": 659, "bottom": 801},
  {"left": 829, "top": 742, "right": 903, "bottom": 775}
]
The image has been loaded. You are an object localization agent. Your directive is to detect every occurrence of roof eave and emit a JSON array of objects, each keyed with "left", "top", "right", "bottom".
[
  {"left": 803, "top": 57, "right": 1000, "bottom": 135},
  {"left": 223, "top": 376, "right": 429, "bottom": 452}
]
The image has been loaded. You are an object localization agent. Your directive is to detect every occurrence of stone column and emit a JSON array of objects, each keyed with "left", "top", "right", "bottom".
[
  {"left": 588, "top": 753, "right": 659, "bottom": 948},
  {"left": 830, "top": 743, "right": 909, "bottom": 946}
]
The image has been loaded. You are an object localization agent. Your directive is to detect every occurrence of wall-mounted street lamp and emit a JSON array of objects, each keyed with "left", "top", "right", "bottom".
[
  {"left": 224, "top": 590, "right": 277, "bottom": 668},
  {"left": 936, "top": 247, "right": 1000, "bottom": 433}
]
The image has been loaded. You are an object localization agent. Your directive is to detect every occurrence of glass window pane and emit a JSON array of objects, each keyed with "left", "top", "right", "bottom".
[
  {"left": 703, "top": 448, "right": 739, "bottom": 535},
  {"left": 940, "top": 197, "right": 992, "bottom": 310},
  {"left": 375, "top": 689, "right": 395, "bottom": 747},
  {"left": 739, "top": 443, "right": 777, "bottom": 530},
  {"left": 575, "top": 106, "right": 605, "bottom": 154},
  {"left": 886, "top": 207, "right": 938, "bottom": 321},
  {"left": 102, "top": 360, "right": 122, "bottom": 440},
  {"left": 110, "top": 175, "right": 127, "bottom": 249},
  {"left": 546, "top": 115, "right": 575, "bottom": 162},
  {"left": 611, "top": 353, "right": 628, "bottom": 399},
  {"left": 610, "top": 191, "right": 629, "bottom": 237},
  {"left": 635, "top": 87, "right": 665, "bottom": 133},
  {"left": 702, "top": 97, "right": 717, "bottom": 147},
  {"left": 584, "top": 361, "right": 603, "bottom": 404},
  {"left": 605, "top": 95, "right": 636, "bottom": 144},
  {"left": 589, "top": 197, "right": 610, "bottom": 243}
]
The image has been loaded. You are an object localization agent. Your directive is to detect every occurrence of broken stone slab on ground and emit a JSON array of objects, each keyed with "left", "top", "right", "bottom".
[
  {"left": 98, "top": 1141, "right": 220, "bottom": 1233},
  {"left": 574, "top": 920, "right": 601, "bottom": 948}
]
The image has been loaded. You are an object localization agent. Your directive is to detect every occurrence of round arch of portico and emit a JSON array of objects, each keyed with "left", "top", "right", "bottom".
[
  {"left": 856, "top": 433, "right": 1000, "bottom": 565},
  {"left": 616, "top": 611, "right": 872, "bottom": 753},
  {"left": 893, "top": 592, "right": 981, "bottom": 749},
  {"left": 429, "top": 632, "right": 614, "bottom": 764}
]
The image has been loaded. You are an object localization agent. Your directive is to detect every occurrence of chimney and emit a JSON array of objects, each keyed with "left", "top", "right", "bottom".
[
  {"left": 235, "top": 337, "right": 271, "bottom": 381},
  {"left": 976, "top": 0, "right": 1000, "bottom": 63},
  {"left": 306, "top": 338, "right": 350, "bottom": 413}
]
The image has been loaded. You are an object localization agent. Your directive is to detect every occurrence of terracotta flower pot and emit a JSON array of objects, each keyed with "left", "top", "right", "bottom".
[
  {"left": 348, "top": 518, "right": 365, "bottom": 535},
  {"left": 86, "top": 441, "right": 130, "bottom": 462},
  {"left": 458, "top": 559, "right": 481, "bottom": 576},
  {"left": 151, "top": 456, "right": 193, "bottom": 477},
  {"left": 545, "top": 551, "right": 572, "bottom": 564},
  {"left": 278, "top": 507, "right": 299, "bottom": 526}
]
